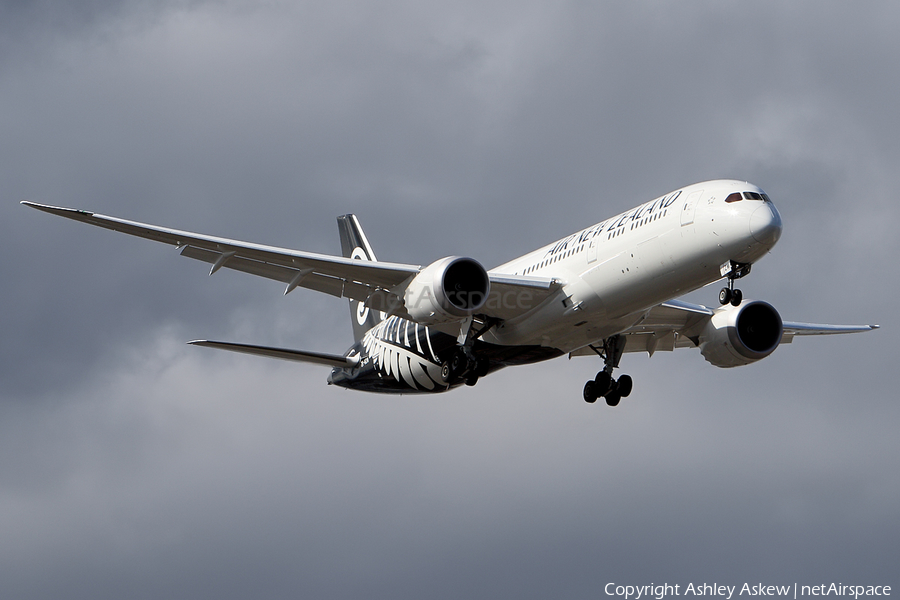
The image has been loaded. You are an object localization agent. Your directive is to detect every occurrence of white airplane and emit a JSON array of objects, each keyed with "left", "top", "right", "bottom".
[{"left": 23, "top": 179, "right": 878, "bottom": 405}]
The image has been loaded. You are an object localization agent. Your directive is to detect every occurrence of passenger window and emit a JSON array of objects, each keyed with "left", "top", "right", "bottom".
[{"left": 725, "top": 192, "right": 742, "bottom": 203}]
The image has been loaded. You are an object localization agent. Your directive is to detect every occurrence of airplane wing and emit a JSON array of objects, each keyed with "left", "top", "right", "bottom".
[
  {"left": 22, "top": 201, "right": 420, "bottom": 298},
  {"left": 779, "top": 321, "right": 881, "bottom": 340},
  {"left": 568, "top": 299, "right": 879, "bottom": 357},
  {"left": 21, "top": 201, "right": 556, "bottom": 322}
]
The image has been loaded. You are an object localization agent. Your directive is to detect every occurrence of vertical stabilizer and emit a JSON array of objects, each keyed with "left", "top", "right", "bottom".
[{"left": 337, "top": 214, "right": 384, "bottom": 341}]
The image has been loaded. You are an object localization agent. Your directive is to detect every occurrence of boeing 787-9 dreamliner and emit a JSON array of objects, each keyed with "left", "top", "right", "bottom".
[{"left": 23, "top": 180, "right": 878, "bottom": 406}]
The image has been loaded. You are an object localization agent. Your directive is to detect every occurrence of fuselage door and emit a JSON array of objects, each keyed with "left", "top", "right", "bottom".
[
  {"left": 587, "top": 239, "right": 598, "bottom": 263},
  {"left": 680, "top": 189, "right": 703, "bottom": 226}
]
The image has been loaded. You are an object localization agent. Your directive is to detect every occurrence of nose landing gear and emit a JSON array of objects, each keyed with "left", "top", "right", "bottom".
[
  {"left": 718, "top": 286, "right": 742, "bottom": 306},
  {"left": 582, "top": 334, "right": 633, "bottom": 406},
  {"left": 719, "top": 261, "right": 751, "bottom": 306}
]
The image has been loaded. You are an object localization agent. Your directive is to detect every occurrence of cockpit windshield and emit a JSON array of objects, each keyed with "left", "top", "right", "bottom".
[{"left": 725, "top": 191, "right": 772, "bottom": 203}]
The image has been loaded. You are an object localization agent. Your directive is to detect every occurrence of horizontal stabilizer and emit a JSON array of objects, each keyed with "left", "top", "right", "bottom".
[{"left": 188, "top": 340, "right": 359, "bottom": 368}]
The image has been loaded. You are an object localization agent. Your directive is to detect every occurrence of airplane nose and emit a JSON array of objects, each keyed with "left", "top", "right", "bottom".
[{"left": 750, "top": 203, "right": 783, "bottom": 246}]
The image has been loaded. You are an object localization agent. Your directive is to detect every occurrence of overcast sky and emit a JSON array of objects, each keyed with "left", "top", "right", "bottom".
[{"left": 1, "top": 2, "right": 897, "bottom": 598}]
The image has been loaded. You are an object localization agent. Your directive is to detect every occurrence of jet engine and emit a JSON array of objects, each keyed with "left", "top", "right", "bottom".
[
  {"left": 699, "top": 300, "right": 784, "bottom": 368},
  {"left": 403, "top": 256, "right": 490, "bottom": 325}
]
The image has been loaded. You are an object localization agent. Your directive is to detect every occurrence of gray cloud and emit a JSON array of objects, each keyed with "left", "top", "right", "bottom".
[{"left": 2, "top": 1, "right": 896, "bottom": 598}]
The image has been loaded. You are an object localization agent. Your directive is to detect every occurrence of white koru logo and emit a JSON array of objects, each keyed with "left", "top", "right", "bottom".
[{"left": 351, "top": 246, "right": 370, "bottom": 325}]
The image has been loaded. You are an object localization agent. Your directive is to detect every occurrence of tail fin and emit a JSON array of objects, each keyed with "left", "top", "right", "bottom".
[{"left": 337, "top": 214, "right": 385, "bottom": 342}]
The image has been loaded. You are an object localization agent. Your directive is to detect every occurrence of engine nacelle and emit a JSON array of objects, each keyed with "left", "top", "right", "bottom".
[
  {"left": 403, "top": 256, "right": 490, "bottom": 325},
  {"left": 699, "top": 300, "right": 784, "bottom": 368}
]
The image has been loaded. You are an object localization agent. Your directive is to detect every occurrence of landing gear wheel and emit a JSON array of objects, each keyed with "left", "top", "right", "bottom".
[
  {"left": 583, "top": 381, "right": 598, "bottom": 404},
  {"left": 582, "top": 335, "right": 631, "bottom": 405},
  {"left": 450, "top": 347, "right": 475, "bottom": 379},
  {"left": 730, "top": 289, "right": 743, "bottom": 306},
  {"left": 594, "top": 371, "right": 613, "bottom": 396},
  {"left": 475, "top": 360, "right": 489, "bottom": 378},
  {"left": 605, "top": 390, "right": 622, "bottom": 407},
  {"left": 440, "top": 362, "right": 451, "bottom": 383},
  {"left": 465, "top": 374, "right": 479, "bottom": 387},
  {"left": 719, "top": 287, "right": 732, "bottom": 305},
  {"left": 450, "top": 351, "right": 464, "bottom": 377}
]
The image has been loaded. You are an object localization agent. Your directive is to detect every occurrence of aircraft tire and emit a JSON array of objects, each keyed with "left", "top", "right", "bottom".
[
  {"left": 605, "top": 390, "right": 622, "bottom": 407},
  {"left": 730, "top": 289, "right": 743, "bottom": 306},
  {"left": 465, "top": 374, "right": 478, "bottom": 387},
  {"left": 583, "top": 381, "right": 598, "bottom": 403},
  {"left": 617, "top": 375, "right": 633, "bottom": 398},
  {"left": 594, "top": 371, "right": 612, "bottom": 396},
  {"left": 719, "top": 287, "right": 732, "bottom": 305},
  {"left": 440, "top": 362, "right": 451, "bottom": 383},
  {"left": 475, "top": 360, "right": 489, "bottom": 378},
  {"left": 450, "top": 349, "right": 467, "bottom": 378}
]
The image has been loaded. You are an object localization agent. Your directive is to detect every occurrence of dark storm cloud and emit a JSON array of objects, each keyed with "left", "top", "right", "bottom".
[{"left": 1, "top": 1, "right": 897, "bottom": 598}]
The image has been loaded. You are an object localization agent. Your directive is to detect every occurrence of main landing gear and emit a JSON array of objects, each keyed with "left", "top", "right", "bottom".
[
  {"left": 582, "top": 334, "right": 633, "bottom": 407},
  {"left": 440, "top": 317, "right": 496, "bottom": 387},
  {"left": 440, "top": 345, "right": 489, "bottom": 386},
  {"left": 718, "top": 261, "right": 751, "bottom": 307}
]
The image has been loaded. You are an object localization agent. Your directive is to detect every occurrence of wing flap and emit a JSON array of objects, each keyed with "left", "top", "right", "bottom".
[
  {"left": 179, "top": 245, "right": 349, "bottom": 298},
  {"left": 642, "top": 300, "right": 713, "bottom": 330}
]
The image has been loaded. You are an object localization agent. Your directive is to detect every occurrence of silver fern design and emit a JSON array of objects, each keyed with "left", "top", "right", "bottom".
[{"left": 362, "top": 316, "right": 447, "bottom": 391}]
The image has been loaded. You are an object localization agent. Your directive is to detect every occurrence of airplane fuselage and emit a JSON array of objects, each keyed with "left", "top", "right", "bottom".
[{"left": 329, "top": 179, "right": 783, "bottom": 393}]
